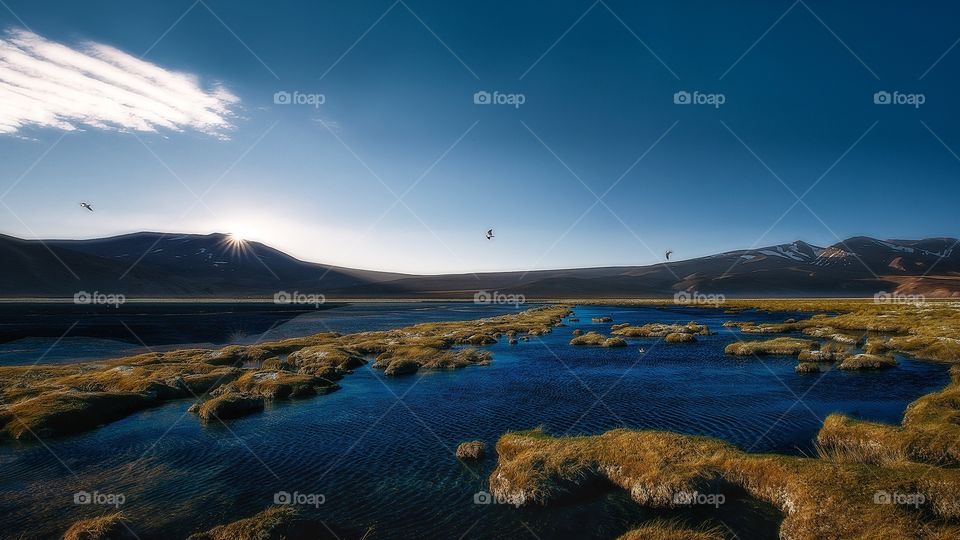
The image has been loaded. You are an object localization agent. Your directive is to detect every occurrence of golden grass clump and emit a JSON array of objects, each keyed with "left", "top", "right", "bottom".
[
  {"left": 797, "top": 341, "right": 850, "bottom": 362},
  {"left": 456, "top": 440, "right": 486, "bottom": 460},
  {"left": 489, "top": 427, "right": 960, "bottom": 539},
  {"left": 612, "top": 322, "right": 709, "bottom": 338},
  {"left": 838, "top": 354, "right": 897, "bottom": 371},
  {"left": 795, "top": 362, "right": 820, "bottom": 374},
  {"left": 185, "top": 505, "right": 340, "bottom": 540},
  {"left": 190, "top": 391, "right": 264, "bottom": 422},
  {"left": 817, "top": 365, "right": 960, "bottom": 466},
  {"left": 227, "top": 370, "right": 338, "bottom": 399},
  {"left": 287, "top": 346, "right": 365, "bottom": 380},
  {"left": 602, "top": 337, "right": 628, "bottom": 348},
  {"left": 569, "top": 331, "right": 607, "bottom": 346},
  {"left": 1, "top": 391, "right": 154, "bottom": 440},
  {"left": 617, "top": 520, "right": 724, "bottom": 540},
  {"left": 569, "top": 332, "right": 626, "bottom": 347},
  {"left": 63, "top": 513, "right": 135, "bottom": 540},
  {"left": 665, "top": 332, "right": 697, "bottom": 344},
  {"left": 724, "top": 337, "right": 813, "bottom": 356}
]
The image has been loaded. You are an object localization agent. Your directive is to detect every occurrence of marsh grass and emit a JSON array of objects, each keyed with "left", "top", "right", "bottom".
[
  {"left": 489, "top": 427, "right": 960, "bottom": 539},
  {"left": 456, "top": 440, "right": 486, "bottom": 460},
  {"left": 617, "top": 520, "right": 725, "bottom": 540},
  {"left": 184, "top": 505, "right": 345, "bottom": 540},
  {"left": 63, "top": 512, "right": 134, "bottom": 540},
  {"left": 0, "top": 305, "right": 570, "bottom": 441},
  {"left": 569, "top": 332, "right": 627, "bottom": 347},
  {"left": 724, "top": 337, "right": 813, "bottom": 356},
  {"left": 612, "top": 323, "right": 709, "bottom": 338}
]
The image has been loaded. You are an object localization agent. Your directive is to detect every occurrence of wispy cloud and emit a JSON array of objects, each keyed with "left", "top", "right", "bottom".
[{"left": 0, "top": 28, "right": 239, "bottom": 138}]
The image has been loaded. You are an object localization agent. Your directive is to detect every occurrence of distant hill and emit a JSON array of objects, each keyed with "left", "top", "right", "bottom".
[{"left": 1, "top": 232, "right": 958, "bottom": 298}]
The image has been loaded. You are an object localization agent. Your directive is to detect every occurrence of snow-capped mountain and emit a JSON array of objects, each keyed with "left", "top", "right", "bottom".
[{"left": 0, "top": 232, "right": 957, "bottom": 297}]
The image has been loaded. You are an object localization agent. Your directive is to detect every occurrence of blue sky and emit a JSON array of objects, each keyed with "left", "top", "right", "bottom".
[{"left": 0, "top": 0, "right": 958, "bottom": 273}]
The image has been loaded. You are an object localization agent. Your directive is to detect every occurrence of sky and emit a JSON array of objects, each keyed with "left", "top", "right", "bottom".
[{"left": 0, "top": 0, "right": 958, "bottom": 274}]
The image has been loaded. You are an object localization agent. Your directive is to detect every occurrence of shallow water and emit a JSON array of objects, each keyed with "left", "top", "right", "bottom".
[{"left": 0, "top": 303, "right": 949, "bottom": 539}]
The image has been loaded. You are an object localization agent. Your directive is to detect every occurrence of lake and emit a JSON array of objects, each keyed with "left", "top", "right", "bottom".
[{"left": 0, "top": 302, "right": 949, "bottom": 539}]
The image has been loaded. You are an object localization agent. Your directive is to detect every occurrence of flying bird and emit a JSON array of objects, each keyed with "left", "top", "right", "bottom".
[
  {"left": 665, "top": 250, "right": 673, "bottom": 260},
  {"left": 79, "top": 202, "right": 93, "bottom": 212},
  {"left": 486, "top": 229, "right": 495, "bottom": 240}
]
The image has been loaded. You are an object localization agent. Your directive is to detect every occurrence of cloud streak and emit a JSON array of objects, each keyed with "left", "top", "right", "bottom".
[{"left": 0, "top": 28, "right": 239, "bottom": 138}]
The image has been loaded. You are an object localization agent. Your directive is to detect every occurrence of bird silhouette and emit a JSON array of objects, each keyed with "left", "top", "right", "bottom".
[
  {"left": 79, "top": 202, "right": 93, "bottom": 212},
  {"left": 486, "top": 229, "right": 494, "bottom": 240},
  {"left": 665, "top": 250, "right": 673, "bottom": 260}
]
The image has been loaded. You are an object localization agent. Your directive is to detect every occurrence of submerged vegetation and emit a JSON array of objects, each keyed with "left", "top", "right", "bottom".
[
  {"left": 63, "top": 513, "right": 134, "bottom": 540},
  {"left": 0, "top": 306, "right": 570, "bottom": 441},
  {"left": 617, "top": 520, "right": 724, "bottom": 540},
  {"left": 185, "top": 506, "right": 349, "bottom": 540}
]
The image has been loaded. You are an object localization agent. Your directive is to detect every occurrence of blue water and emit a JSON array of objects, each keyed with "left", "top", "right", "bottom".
[
  {"left": 0, "top": 302, "right": 531, "bottom": 365},
  {"left": 0, "top": 303, "right": 950, "bottom": 539}
]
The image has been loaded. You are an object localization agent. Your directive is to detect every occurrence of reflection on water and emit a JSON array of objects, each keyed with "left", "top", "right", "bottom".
[
  {"left": 0, "top": 302, "right": 529, "bottom": 365},
  {"left": 0, "top": 304, "right": 950, "bottom": 539}
]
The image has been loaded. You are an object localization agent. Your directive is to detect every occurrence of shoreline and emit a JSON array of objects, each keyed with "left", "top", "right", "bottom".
[{"left": 0, "top": 296, "right": 956, "bottom": 304}]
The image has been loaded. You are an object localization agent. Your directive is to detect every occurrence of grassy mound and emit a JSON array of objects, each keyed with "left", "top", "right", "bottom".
[
  {"left": 570, "top": 332, "right": 606, "bottom": 346},
  {"left": 229, "top": 370, "right": 337, "bottom": 399},
  {"left": 665, "top": 332, "right": 697, "bottom": 343},
  {"left": 191, "top": 392, "right": 264, "bottom": 422},
  {"left": 838, "top": 354, "right": 897, "bottom": 371},
  {"left": 569, "top": 332, "right": 627, "bottom": 347},
  {"left": 63, "top": 513, "right": 135, "bottom": 540},
  {"left": 456, "top": 440, "right": 486, "bottom": 460},
  {"left": 795, "top": 362, "right": 820, "bottom": 374},
  {"left": 612, "top": 323, "right": 709, "bottom": 338},
  {"left": 488, "top": 427, "right": 960, "bottom": 539},
  {"left": 1, "top": 391, "right": 154, "bottom": 440},
  {"left": 617, "top": 520, "right": 724, "bottom": 540},
  {"left": 186, "top": 506, "right": 347, "bottom": 540},
  {"left": 817, "top": 366, "right": 960, "bottom": 466},
  {"left": 724, "top": 337, "right": 813, "bottom": 356},
  {"left": 797, "top": 342, "right": 850, "bottom": 362}
]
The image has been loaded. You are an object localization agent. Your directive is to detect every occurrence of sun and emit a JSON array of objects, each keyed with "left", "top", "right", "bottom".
[{"left": 221, "top": 231, "right": 250, "bottom": 257}]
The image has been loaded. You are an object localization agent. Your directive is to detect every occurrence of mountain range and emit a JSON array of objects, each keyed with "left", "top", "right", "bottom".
[{"left": 1, "top": 232, "right": 958, "bottom": 298}]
